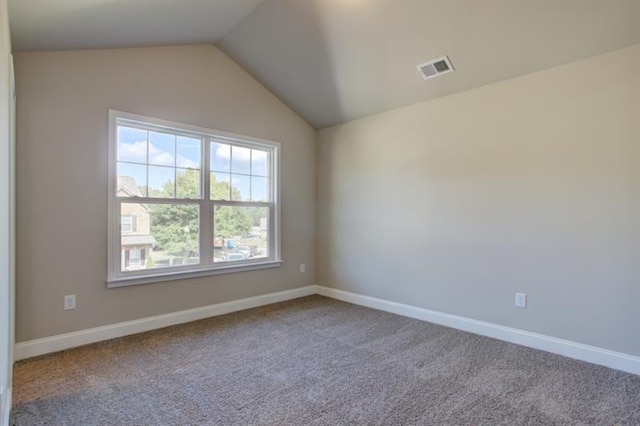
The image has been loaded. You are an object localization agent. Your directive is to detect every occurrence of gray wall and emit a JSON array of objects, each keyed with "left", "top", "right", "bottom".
[
  {"left": 317, "top": 45, "right": 640, "bottom": 357},
  {"left": 14, "top": 45, "right": 316, "bottom": 342}
]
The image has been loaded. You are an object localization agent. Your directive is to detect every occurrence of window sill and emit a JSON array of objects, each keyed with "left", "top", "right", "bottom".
[{"left": 107, "top": 260, "right": 283, "bottom": 288}]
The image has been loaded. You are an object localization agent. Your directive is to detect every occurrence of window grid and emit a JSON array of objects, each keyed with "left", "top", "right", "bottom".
[{"left": 109, "top": 110, "right": 281, "bottom": 286}]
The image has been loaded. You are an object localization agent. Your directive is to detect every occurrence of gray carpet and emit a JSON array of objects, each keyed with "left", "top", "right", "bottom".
[{"left": 10, "top": 295, "right": 640, "bottom": 425}]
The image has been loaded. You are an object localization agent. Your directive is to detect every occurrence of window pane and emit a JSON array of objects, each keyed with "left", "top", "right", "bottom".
[
  {"left": 214, "top": 206, "right": 269, "bottom": 263},
  {"left": 231, "top": 174, "right": 250, "bottom": 201},
  {"left": 117, "top": 126, "right": 147, "bottom": 164},
  {"left": 130, "top": 249, "right": 141, "bottom": 266},
  {"left": 211, "top": 142, "right": 230, "bottom": 172},
  {"left": 117, "top": 163, "right": 147, "bottom": 197},
  {"left": 231, "top": 146, "right": 251, "bottom": 174},
  {"left": 120, "top": 203, "right": 200, "bottom": 271},
  {"left": 121, "top": 215, "right": 133, "bottom": 233},
  {"left": 148, "top": 165, "right": 175, "bottom": 198},
  {"left": 177, "top": 136, "right": 201, "bottom": 169},
  {"left": 251, "top": 176, "right": 269, "bottom": 202},
  {"left": 148, "top": 131, "right": 175, "bottom": 166},
  {"left": 176, "top": 169, "right": 201, "bottom": 198},
  {"left": 251, "top": 149, "right": 269, "bottom": 177},
  {"left": 211, "top": 172, "right": 231, "bottom": 200}
]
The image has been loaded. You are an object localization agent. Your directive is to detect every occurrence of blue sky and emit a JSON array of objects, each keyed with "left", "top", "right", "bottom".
[{"left": 118, "top": 126, "right": 270, "bottom": 201}]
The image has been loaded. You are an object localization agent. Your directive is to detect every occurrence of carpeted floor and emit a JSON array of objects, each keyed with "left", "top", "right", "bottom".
[{"left": 10, "top": 295, "right": 640, "bottom": 425}]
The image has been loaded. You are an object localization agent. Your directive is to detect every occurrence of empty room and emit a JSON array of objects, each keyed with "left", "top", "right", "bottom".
[{"left": 1, "top": 0, "right": 639, "bottom": 424}]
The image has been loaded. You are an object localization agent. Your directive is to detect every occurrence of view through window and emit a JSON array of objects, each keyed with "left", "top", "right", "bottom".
[{"left": 108, "top": 111, "right": 280, "bottom": 284}]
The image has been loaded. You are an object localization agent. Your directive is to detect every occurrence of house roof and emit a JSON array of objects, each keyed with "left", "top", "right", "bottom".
[
  {"left": 122, "top": 235, "right": 157, "bottom": 247},
  {"left": 117, "top": 176, "right": 143, "bottom": 198}
]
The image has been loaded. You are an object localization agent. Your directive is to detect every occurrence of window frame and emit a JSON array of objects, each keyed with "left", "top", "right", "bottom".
[{"left": 107, "top": 110, "right": 282, "bottom": 287}]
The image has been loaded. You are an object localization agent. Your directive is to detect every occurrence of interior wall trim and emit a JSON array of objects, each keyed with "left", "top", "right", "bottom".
[
  {"left": 1, "top": 387, "right": 10, "bottom": 426},
  {"left": 14, "top": 284, "right": 639, "bottom": 376},
  {"left": 14, "top": 285, "right": 317, "bottom": 361},
  {"left": 316, "top": 286, "right": 640, "bottom": 376}
]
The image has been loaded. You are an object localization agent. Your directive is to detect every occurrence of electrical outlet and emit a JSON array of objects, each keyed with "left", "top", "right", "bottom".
[
  {"left": 515, "top": 292, "right": 527, "bottom": 308},
  {"left": 64, "top": 294, "right": 76, "bottom": 310},
  {"left": 299, "top": 263, "right": 306, "bottom": 274}
]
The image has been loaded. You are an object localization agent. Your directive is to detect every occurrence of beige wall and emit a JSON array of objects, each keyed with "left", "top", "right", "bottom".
[
  {"left": 14, "top": 45, "right": 316, "bottom": 342},
  {"left": 317, "top": 45, "right": 640, "bottom": 356},
  {"left": 14, "top": 41, "right": 640, "bottom": 359}
]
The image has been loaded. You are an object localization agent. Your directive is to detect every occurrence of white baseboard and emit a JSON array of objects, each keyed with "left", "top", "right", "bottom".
[
  {"left": 316, "top": 286, "right": 640, "bottom": 376},
  {"left": 1, "top": 386, "right": 10, "bottom": 426},
  {"left": 13, "top": 284, "right": 640, "bottom": 376},
  {"left": 14, "top": 286, "right": 317, "bottom": 361}
]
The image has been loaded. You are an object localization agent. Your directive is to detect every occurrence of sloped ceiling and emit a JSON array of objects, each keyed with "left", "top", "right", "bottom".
[
  {"left": 8, "top": 0, "right": 265, "bottom": 51},
  {"left": 218, "top": 0, "right": 640, "bottom": 128},
  {"left": 9, "top": 0, "right": 640, "bottom": 128}
]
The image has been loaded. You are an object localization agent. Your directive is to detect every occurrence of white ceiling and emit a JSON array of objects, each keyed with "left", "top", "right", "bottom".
[{"left": 8, "top": 0, "right": 640, "bottom": 129}]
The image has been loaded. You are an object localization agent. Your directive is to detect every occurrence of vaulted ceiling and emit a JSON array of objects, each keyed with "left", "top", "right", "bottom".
[{"left": 8, "top": 0, "right": 640, "bottom": 128}]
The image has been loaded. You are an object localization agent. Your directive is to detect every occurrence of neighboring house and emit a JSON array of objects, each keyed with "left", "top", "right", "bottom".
[{"left": 117, "top": 176, "right": 157, "bottom": 270}]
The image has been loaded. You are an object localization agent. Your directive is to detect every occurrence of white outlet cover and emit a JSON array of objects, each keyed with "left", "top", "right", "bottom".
[
  {"left": 515, "top": 292, "right": 527, "bottom": 308},
  {"left": 64, "top": 295, "right": 76, "bottom": 310}
]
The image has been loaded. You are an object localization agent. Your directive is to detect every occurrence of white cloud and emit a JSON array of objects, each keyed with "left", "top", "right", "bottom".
[
  {"left": 253, "top": 150, "right": 267, "bottom": 162},
  {"left": 214, "top": 144, "right": 267, "bottom": 163},
  {"left": 118, "top": 140, "right": 147, "bottom": 163},
  {"left": 119, "top": 140, "right": 197, "bottom": 168},
  {"left": 176, "top": 155, "right": 198, "bottom": 169},
  {"left": 149, "top": 144, "right": 174, "bottom": 166},
  {"left": 215, "top": 145, "right": 250, "bottom": 161},
  {"left": 213, "top": 143, "right": 235, "bottom": 161}
]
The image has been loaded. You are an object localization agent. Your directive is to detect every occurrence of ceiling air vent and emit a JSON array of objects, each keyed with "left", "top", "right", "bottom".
[{"left": 417, "top": 56, "right": 454, "bottom": 80}]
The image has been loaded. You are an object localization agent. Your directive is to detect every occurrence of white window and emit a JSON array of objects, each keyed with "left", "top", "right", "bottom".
[
  {"left": 121, "top": 215, "right": 135, "bottom": 233},
  {"left": 108, "top": 110, "right": 281, "bottom": 286},
  {"left": 123, "top": 248, "right": 145, "bottom": 269}
]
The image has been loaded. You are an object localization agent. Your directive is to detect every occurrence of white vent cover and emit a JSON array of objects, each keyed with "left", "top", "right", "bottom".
[{"left": 417, "top": 56, "right": 454, "bottom": 80}]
